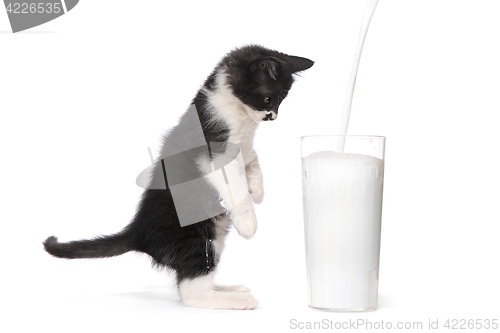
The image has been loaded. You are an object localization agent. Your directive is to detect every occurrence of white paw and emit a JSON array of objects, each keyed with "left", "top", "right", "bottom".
[
  {"left": 212, "top": 292, "right": 258, "bottom": 310},
  {"left": 214, "top": 285, "right": 251, "bottom": 293},
  {"left": 247, "top": 177, "right": 264, "bottom": 204},
  {"left": 183, "top": 291, "right": 258, "bottom": 310},
  {"left": 232, "top": 209, "right": 257, "bottom": 240},
  {"left": 249, "top": 187, "right": 264, "bottom": 204},
  {"left": 179, "top": 275, "right": 257, "bottom": 310},
  {"left": 232, "top": 292, "right": 258, "bottom": 310}
]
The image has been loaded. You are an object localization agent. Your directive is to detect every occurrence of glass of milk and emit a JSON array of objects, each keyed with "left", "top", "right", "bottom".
[{"left": 301, "top": 135, "right": 385, "bottom": 312}]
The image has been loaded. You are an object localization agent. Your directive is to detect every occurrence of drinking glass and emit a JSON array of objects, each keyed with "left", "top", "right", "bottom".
[{"left": 301, "top": 135, "right": 385, "bottom": 312}]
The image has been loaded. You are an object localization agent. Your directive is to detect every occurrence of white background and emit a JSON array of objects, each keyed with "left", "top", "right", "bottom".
[{"left": 1, "top": 1, "right": 499, "bottom": 332}]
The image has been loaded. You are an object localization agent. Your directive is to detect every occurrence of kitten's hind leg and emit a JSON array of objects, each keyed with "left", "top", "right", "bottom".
[{"left": 179, "top": 273, "right": 257, "bottom": 310}]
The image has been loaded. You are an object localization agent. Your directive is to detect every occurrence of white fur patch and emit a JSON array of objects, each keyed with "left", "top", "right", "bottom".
[
  {"left": 201, "top": 69, "right": 262, "bottom": 240},
  {"left": 204, "top": 72, "right": 261, "bottom": 165}
]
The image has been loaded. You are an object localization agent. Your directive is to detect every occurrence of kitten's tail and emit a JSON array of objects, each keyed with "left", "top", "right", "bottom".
[{"left": 43, "top": 232, "right": 133, "bottom": 259}]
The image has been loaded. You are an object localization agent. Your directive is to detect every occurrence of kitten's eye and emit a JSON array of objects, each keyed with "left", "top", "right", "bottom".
[{"left": 264, "top": 97, "right": 271, "bottom": 104}]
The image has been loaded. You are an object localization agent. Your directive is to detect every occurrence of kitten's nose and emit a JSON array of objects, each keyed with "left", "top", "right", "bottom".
[{"left": 262, "top": 111, "right": 278, "bottom": 121}]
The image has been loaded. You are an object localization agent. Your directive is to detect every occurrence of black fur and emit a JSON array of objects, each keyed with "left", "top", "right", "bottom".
[
  {"left": 43, "top": 45, "right": 314, "bottom": 287},
  {"left": 223, "top": 45, "right": 313, "bottom": 113}
]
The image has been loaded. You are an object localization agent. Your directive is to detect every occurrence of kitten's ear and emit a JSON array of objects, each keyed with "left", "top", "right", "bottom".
[
  {"left": 285, "top": 55, "right": 314, "bottom": 74},
  {"left": 250, "top": 57, "right": 282, "bottom": 80}
]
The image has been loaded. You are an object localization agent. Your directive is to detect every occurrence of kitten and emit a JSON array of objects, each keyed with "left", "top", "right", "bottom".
[{"left": 43, "top": 45, "right": 314, "bottom": 310}]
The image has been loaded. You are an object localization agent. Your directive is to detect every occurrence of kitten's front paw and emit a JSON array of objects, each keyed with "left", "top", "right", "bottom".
[
  {"left": 232, "top": 209, "right": 257, "bottom": 240},
  {"left": 249, "top": 187, "right": 264, "bottom": 205},
  {"left": 247, "top": 176, "right": 264, "bottom": 205}
]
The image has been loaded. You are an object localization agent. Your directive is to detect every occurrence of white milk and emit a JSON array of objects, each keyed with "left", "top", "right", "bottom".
[{"left": 302, "top": 151, "right": 384, "bottom": 311}]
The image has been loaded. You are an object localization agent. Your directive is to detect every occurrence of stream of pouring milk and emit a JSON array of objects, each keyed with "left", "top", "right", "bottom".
[{"left": 337, "top": 0, "right": 379, "bottom": 152}]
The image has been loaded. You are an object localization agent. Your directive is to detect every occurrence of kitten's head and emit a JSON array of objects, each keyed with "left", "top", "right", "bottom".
[{"left": 221, "top": 45, "right": 314, "bottom": 122}]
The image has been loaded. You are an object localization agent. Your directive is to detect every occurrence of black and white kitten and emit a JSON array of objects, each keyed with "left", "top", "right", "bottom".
[{"left": 43, "top": 45, "right": 314, "bottom": 310}]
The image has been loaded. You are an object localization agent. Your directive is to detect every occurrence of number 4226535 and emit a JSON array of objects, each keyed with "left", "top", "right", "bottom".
[{"left": 6, "top": 3, "right": 62, "bottom": 14}]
